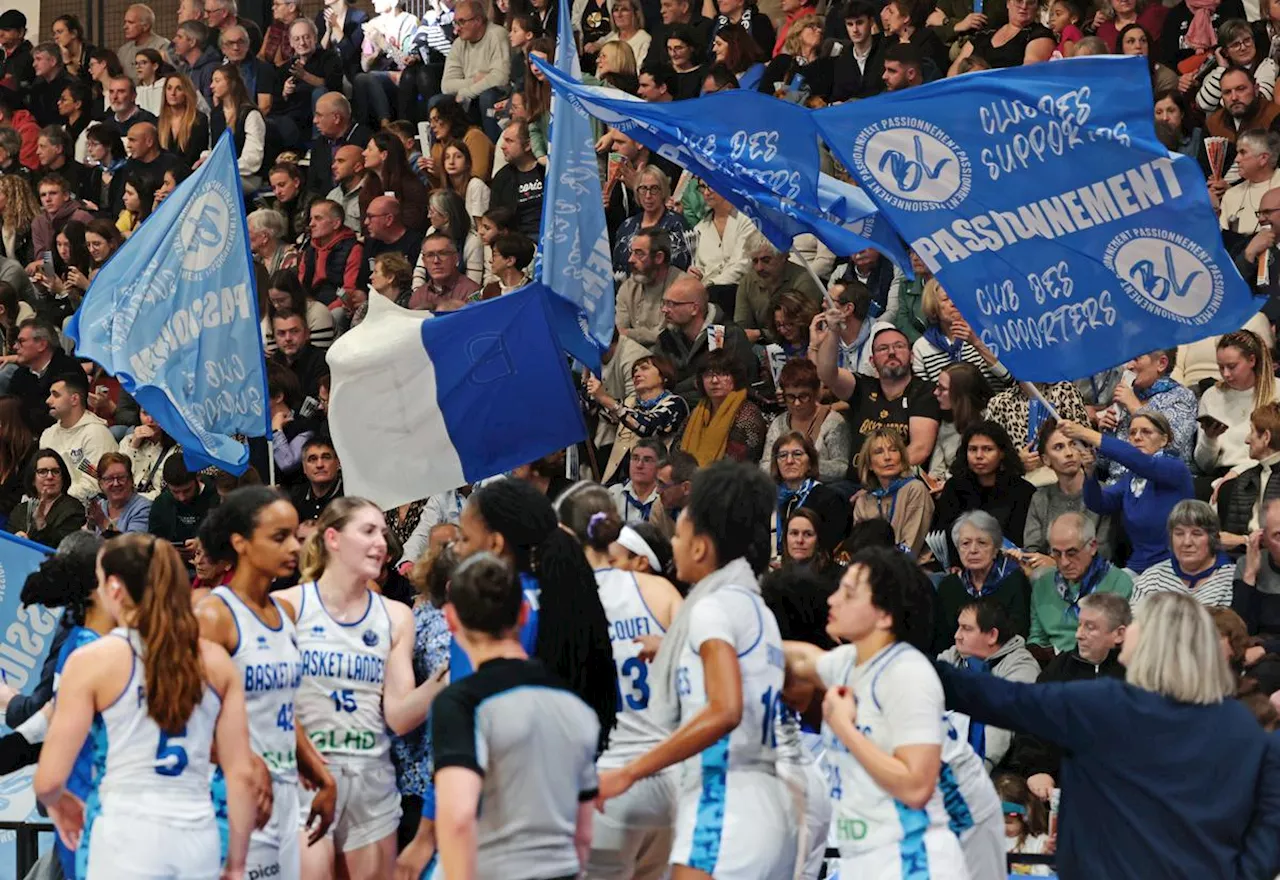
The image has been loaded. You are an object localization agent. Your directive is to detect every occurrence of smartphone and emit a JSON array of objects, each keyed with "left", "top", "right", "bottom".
[
  {"left": 41, "top": 250, "right": 55, "bottom": 279},
  {"left": 1198, "top": 415, "right": 1229, "bottom": 432}
]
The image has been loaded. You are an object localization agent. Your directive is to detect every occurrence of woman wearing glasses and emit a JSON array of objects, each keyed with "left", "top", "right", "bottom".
[
  {"left": 768, "top": 432, "right": 849, "bottom": 561},
  {"left": 7, "top": 450, "right": 85, "bottom": 546},
  {"left": 87, "top": 452, "right": 153, "bottom": 535},
  {"left": 761, "top": 358, "right": 850, "bottom": 483},
  {"left": 610, "top": 166, "right": 691, "bottom": 279}
]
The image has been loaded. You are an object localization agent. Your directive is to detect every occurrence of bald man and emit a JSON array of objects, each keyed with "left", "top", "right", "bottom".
[
  {"left": 326, "top": 144, "right": 367, "bottom": 233},
  {"left": 307, "top": 91, "right": 371, "bottom": 195},
  {"left": 1240, "top": 187, "right": 1280, "bottom": 307},
  {"left": 360, "top": 195, "right": 425, "bottom": 287},
  {"left": 655, "top": 276, "right": 760, "bottom": 404},
  {"left": 108, "top": 121, "right": 175, "bottom": 215}
]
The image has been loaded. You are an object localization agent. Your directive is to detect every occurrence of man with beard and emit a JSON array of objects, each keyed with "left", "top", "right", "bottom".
[
  {"left": 812, "top": 323, "right": 940, "bottom": 476},
  {"left": 616, "top": 228, "right": 688, "bottom": 349},
  {"left": 733, "top": 235, "right": 821, "bottom": 344}
]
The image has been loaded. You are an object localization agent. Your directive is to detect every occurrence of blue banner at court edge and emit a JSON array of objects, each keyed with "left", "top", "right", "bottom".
[
  {"left": 0, "top": 532, "right": 57, "bottom": 880},
  {"left": 814, "top": 56, "right": 1263, "bottom": 382},
  {"left": 67, "top": 131, "right": 270, "bottom": 474},
  {"left": 537, "top": 0, "right": 615, "bottom": 371}
]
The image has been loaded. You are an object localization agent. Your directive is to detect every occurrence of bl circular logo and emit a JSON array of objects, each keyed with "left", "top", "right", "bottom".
[
  {"left": 1104, "top": 227, "right": 1223, "bottom": 326},
  {"left": 853, "top": 117, "right": 971, "bottom": 213},
  {"left": 175, "top": 180, "right": 237, "bottom": 281}
]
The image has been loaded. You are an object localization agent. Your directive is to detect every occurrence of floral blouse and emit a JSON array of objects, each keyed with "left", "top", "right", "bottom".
[{"left": 389, "top": 600, "right": 450, "bottom": 797}]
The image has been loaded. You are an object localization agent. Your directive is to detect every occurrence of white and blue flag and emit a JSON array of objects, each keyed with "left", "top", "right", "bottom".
[
  {"left": 326, "top": 287, "right": 587, "bottom": 511},
  {"left": 67, "top": 131, "right": 269, "bottom": 473},
  {"left": 537, "top": 0, "right": 614, "bottom": 371}
]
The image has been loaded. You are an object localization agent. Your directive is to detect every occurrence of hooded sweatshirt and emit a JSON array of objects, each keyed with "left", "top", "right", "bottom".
[
  {"left": 39, "top": 411, "right": 119, "bottom": 503},
  {"left": 32, "top": 199, "right": 95, "bottom": 258},
  {"left": 9, "top": 109, "right": 39, "bottom": 170},
  {"left": 937, "top": 634, "right": 1041, "bottom": 770}
]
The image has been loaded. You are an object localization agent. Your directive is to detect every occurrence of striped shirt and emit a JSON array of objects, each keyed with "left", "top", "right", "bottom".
[
  {"left": 911, "top": 335, "right": 1012, "bottom": 390},
  {"left": 1131, "top": 560, "right": 1235, "bottom": 608}
]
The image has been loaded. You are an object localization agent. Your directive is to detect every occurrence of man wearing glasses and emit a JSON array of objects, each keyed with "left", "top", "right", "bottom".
[
  {"left": 203, "top": 0, "right": 263, "bottom": 58},
  {"left": 655, "top": 276, "right": 759, "bottom": 404},
  {"left": 410, "top": 232, "right": 480, "bottom": 309},
  {"left": 1237, "top": 187, "right": 1280, "bottom": 301},
  {"left": 435, "top": 0, "right": 510, "bottom": 140},
  {"left": 1218, "top": 129, "right": 1280, "bottom": 237},
  {"left": 220, "top": 24, "right": 275, "bottom": 114}
]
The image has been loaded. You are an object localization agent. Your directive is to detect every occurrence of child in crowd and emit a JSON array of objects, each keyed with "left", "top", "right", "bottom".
[
  {"left": 1049, "top": 0, "right": 1084, "bottom": 56},
  {"left": 995, "top": 773, "right": 1054, "bottom": 876}
]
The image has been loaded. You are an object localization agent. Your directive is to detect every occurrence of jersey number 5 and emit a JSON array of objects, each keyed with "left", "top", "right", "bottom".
[{"left": 156, "top": 727, "right": 189, "bottom": 777}]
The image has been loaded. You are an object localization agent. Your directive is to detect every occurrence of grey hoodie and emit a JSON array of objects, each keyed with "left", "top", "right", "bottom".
[{"left": 937, "top": 634, "right": 1041, "bottom": 770}]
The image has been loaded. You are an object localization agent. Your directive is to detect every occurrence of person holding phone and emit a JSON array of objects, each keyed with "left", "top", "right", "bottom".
[{"left": 1196, "top": 330, "right": 1279, "bottom": 481}]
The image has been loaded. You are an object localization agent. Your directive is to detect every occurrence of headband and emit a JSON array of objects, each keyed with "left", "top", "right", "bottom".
[
  {"left": 616, "top": 525, "right": 659, "bottom": 572},
  {"left": 1002, "top": 801, "right": 1028, "bottom": 817}
]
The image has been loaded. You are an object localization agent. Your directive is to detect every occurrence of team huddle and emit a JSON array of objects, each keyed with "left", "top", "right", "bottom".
[{"left": 26, "top": 462, "right": 1008, "bottom": 880}]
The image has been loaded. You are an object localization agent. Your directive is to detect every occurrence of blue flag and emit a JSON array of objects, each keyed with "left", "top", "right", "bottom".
[
  {"left": 0, "top": 531, "right": 56, "bottom": 877},
  {"left": 538, "top": 0, "right": 614, "bottom": 371},
  {"left": 814, "top": 57, "right": 1262, "bottom": 382},
  {"left": 67, "top": 131, "right": 269, "bottom": 473}
]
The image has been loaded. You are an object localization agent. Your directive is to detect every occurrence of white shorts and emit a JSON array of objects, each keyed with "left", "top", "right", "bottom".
[
  {"left": 86, "top": 810, "right": 220, "bottom": 880},
  {"left": 779, "top": 760, "right": 833, "bottom": 880},
  {"left": 957, "top": 810, "right": 1005, "bottom": 880},
  {"left": 836, "top": 828, "right": 971, "bottom": 880},
  {"left": 249, "top": 780, "right": 300, "bottom": 880},
  {"left": 587, "top": 769, "right": 678, "bottom": 880},
  {"left": 298, "top": 758, "right": 401, "bottom": 853},
  {"left": 670, "top": 770, "right": 797, "bottom": 880}
]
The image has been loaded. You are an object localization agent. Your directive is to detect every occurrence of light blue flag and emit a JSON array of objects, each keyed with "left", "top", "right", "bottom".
[
  {"left": 0, "top": 532, "right": 57, "bottom": 880},
  {"left": 67, "top": 131, "right": 270, "bottom": 473},
  {"left": 539, "top": 0, "right": 614, "bottom": 371},
  {"left": 814, "top": 56, "right": 1263, "bottom": 382},
  {"left": 326, "top": 286, "right": 587, "bottom": 511}
]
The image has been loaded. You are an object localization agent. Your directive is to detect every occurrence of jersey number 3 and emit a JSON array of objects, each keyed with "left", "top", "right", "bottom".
[
  {"left": 155, "top": 727, "right": 189, "bottom": 777},
  {"left": 615, "top": 657, "right": 650, "bottom": 711}
]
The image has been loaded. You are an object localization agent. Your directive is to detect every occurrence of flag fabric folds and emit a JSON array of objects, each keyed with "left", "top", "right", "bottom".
[
  {"left": 325, "top": 287, "right": 587, "bottom": 511},
  {"left": 538, "top": 0, "right": 615, "bottom": 371},
  {"left": 66, "top": 131, "right": 270, "bottom": 473},
  {"left": 814, "top": 56, "right": 1262, "bottom": 382}
]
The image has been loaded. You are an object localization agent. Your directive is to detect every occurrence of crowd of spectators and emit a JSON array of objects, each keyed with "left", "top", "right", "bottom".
[{"left": 4, "top": 0, "right": 1280, "bottom": 872}]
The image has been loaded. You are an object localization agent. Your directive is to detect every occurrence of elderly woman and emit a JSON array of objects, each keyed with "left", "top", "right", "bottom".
[
  {"left": 598, "top": 0, "right": 651, "bottom": 66},
  {"left": 85, "top": 452, "right": 152, "bottom": 534},
  {"left": 1021, "top": 417, "right": 1110, "bottom": 560},
  {"left": 950, "top": 0, "right": 1055, "bottom": 70},
  {"left": 118, "top": 411, "right": 180, "bottom": 501},
  {"left": 768, "top": 431, "right": 849, "bottom": 557},
  {"left": 1099, "top": 347, "right": 1197, "bottom": 479},
  {"left": 248, "top": 208, "right": 295, "bottom": 276},
  {"left": 6, "top": 450, "right": 85, "bottom": 546},
  {"left": 931, "top": 508, "right": 1032, "bottom": 654},
  {"left": 761, "top": 358, "right": 850, "bottom": 483},
  {"left": 610, "top": 165, "right": 692, "bottom": 278},
  {"left": 678, "top": 349, "right": 766, "bottom": 466},
  {"left": 933, "top": 419, "right": 1036, "bottom": 549},
  {"left": 594, "top": 353, "right": 690, "bottom": 484},
  {"left": 937, "top": 592, "right": 1280, "bottom": 878},
  {"left": 1062, "top": 413, "right": 1194, "bottom": 574},
  {"left": 1130, "top": 500, "right": 1236, "bottom": 607},
  {"left": 911, "top": 280, "right": 1012, "bottom": 390},
  {"left": 851, "top": 426, "right": 934, "bottom": 556}
]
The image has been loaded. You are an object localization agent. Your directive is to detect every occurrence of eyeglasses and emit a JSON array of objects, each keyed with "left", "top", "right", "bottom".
[
  {"left": 1227, "top": 37, "right": 1253, "bottom": 51},
  {"left": 636, "top": 184, "right": 662, "bottom": 195},
  {"left": 752, "top": 255, "right": 778, "bottom": 264},
  {"left": 661, "top": 298, "right": 696, "bottom": 308},
  {"left": 1050, "top": 545, "right": 1087, "bottom": 560},
  {"left": 1257, "top": 207, "right": 1280, "bottom": 218},
  {"left": 775, "top": 449, "right": 807, "bottom": 460},
  {"left": 454, "top": 14, "right": 477, "bottom": 23},
  {"left": 223, "top": 37, "right": 247, "bottom": 46},
  {"left": 423, "top": 251, "right": 456, "bottom": 261},
  {"left": 873, "top": 342, "right": 909, "bottom": 354},
  {"left": 783, "top": 392, "right": 813, "bottom": 404},
  {"left": 101, "top": 474, "right": 129, "bottom": 485},
  {"left": 34, "top": 468, "right": 60, "bottom": 477}
]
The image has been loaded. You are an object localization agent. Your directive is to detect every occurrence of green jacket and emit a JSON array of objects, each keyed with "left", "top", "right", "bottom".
[
  {"left": 891, "top": 277, "right": 928, "bottom": 345},
  {"left": 929, "top": 0, "right": 1009, "bottom": 48},
  {"left": 1028, "top": 565, "right": 1134, "bottom": 653}
]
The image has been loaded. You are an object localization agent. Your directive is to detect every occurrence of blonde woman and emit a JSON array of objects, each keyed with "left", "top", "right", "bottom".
[
  {"left": 159, "top": 73, "right": 211, "bottom": 169},
  {"left": 596, "top": 39, "right": 638, "bottom": 78},
  {"left": 1196, "top": 329, "right": 1278, "bottom": 477},
  {"left": 600, "top": 0, "right": 651, "bottom": 66},
  {"left": 936, "top": 591, "right": 1275, "bottom": 878},
  {"left": 0, "top": 175, "right": 38, "bottom": 266},
  {"left": 851, "top": 427, "right": 934, "bottom": 555}
]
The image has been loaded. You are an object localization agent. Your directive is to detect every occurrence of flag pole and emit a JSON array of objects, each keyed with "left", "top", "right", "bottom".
[
  {"left": 267, "top": 441, "right": 276, "bottom": 487},
  {"left": 792, "top": 248, "right": 836, "bottom": 310}
]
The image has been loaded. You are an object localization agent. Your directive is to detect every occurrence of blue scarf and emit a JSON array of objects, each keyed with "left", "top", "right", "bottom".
[
  {"left": 635, "top": 390, "right": 671, "bottom": 411},
  {"left": 777, "top": 479, "right": 816, "bottom": 553},
  {"left": 621, "top": 485, "right": 657, "bottom": 522},
  {"left": 961, "top": 656, "right": 989, "bottom": 757},
  {"left": 869, "top": 476, "right": 916, "bottom": 523},
  {"left": 923, "top": 324, "right": 965, "bottom": 362},
  {"left": 1170, "top": 552, "right": 1231, "bottom": 590},
  {"left": 1137, "top": 376, "right": 1178, "bottom": 401},
  {"left": 1054, "top": 553, "right": 1112, "bottom": 621},
  {"left": 961, "top": 554, "right": 1017, "bottom": 598}
]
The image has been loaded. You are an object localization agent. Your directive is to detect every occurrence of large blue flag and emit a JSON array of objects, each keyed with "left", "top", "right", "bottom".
[
  {"left": 0, "top": 532, "right": 56, "bottom": 880},
  {"left": 326, "top": 286, "right": 587, "bottom": 511},
  {"left": 67, "top": 131, "right": 269, "bottom": 473},
  {"left": 538, "top": 0, "right": 614, "bottom": 371},
  {"left": 814, "top": 56, "right": 1262, "bottom": 382}
]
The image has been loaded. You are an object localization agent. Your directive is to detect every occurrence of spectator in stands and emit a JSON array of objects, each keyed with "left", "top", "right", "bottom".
[
  {"left": 30, "top": 174, "right": 92, "bottom": 268},
  {"left": 291, "top": 435, "right": 344, "bottom": 526},
  {"left": 207, "top": 64, "right": 265, "bottom": 191},
  {"left": 28, "top": 43, "right": 71, "bottom": 128},
  {"left": 879, "top": 39, "right": 925, "bottom": 91},
  {"left": 1026, "top": 511, "right": 1133, "bottom": 652},
  {"left": 248, "top": 208, "right": 295, "bottom": 276},
  {"left": 263, "top": 162, "right": 313, "bottom": 243},
  {"left": 0, "top": 176, "right": 36, "bottom": 267},
  {"left": 424, "top": 189, "right": 483, "bottom": 283},
  {"left": 309, "top": 93, "right": 371, "bottom": 195},
  {"left": 912, "top": 280, "right": 1012, "bottom": 390},
  {"left": 934, "top": 419, "right": 1035, "bottom": 553},
  {"left": 86, "top": 451, "right": 152, "bottom": 534},
  {"left": 436, "top": 0, "right": 510, "bottom": 140},
  {"left": 179, "top": 0, "right": 204, "bottom": 25},
  {"left": 932, "top": 508, "right": 1031, "bottom": 654},
  {"left": 734, "top": 235, "right": 820, "bottom": 344},
  {"left": 0, "top": 126, "right": 29, "bottom": 179},
  {"left": 52, "top": 16, "right": 94, "bottom": 83},
  {"left": 987, "top": 379, "right": 1089, "bottom": 462},
  {"left": 0, "top": 12, "right": 34, "bottom": 91},
  {"left": 423, "top": 99, "right": 494, "bottom": 188},
  {"left": 104, "top": 74, "right": 158, "bottom": 136},
  {"left": 829, "top": 0, "right": 885, "bottom": 102},
  {"left": 30, "top": 223, "right": 90, "bottom": 323},
  {"left": 1100, "top": 348, "right": 1197, "bottom": 479},
  {"left": 270, "top": 19, "right": 342, "bottom": 156},
  {"left": 270, "top": 309, "right": 328, "bottom": 402},
  {"left": 490, "top": 121, "right": 545, "bottom": 237},
  {"left": 173, "top": 21, "right": 221, "bottom": 100},
  {"left": 689, "top": 181, "right": 754, "bottom": 314},
  {"left": 611, "top": 166, "right": 691, "bottom": 279},
  {"left": 766, "top": 429, "right": 846, "bottom": 552},
  {"left": 119, "top": 5, "right": 170, "bottom": 80},
  {"left": 1022, "top": 419, "right": 1109, "bottom": 559},
  {"left": 616, "top": 228, "right": 688, "bottom": 347},
  {"left": 593, "top": 351, "right": 688, "bottom": 482},
  {"left": 600, "top": 0, "right": 652, "bottom": 67},
  {"left": 880, "top": 0, "right": 949, "bottom": 77},
  {"left": 352, "top": 0, "right": 419, "bottom": 129},
  {"left": 87, "top": 47, "right": 126, "bottom": 113},
  {"left": 1064, "top": 414, "right": 1194, "bottom": 573},
  {"left": 1118, "top": 24, "right": 1177, "bottom": 95},
  {"left": 409, "top": 232, "right": 480, "bottom": 309},
  {"left": 117, "top": 409, "right": 178, "bottom": 499},
  {"left": 679, "top": 348, "right": 767, "bottom": 465},
  {"left": 650, "top": 0, "right": 709, "bottom": 67},
  {"left": 833, "top": 246, "right": 893, "bottom": 319},
  {"left": 1093, "top": 0, "right": 1166, "bottom": 50},
  {"left": 1235, "top": 497, "right": 1280, "bottom": 638},
  {"left": 814, "top": 323, "right": 941, "bottom": 472},
  {"left": 851, "top": 426, "right": 933, "bottom": 555},
  {"left": 364, "top": 131, "right": 430, "bottom": 232},
  {"left": 219, "top": 25, "right": 274, "bottom": 117},
  {"left": 38, "top": 372, "right": 117, "bottom": 503},
  {"left": 762, "top": 358, "right": 849, "bottom": 483},
  {"left": 607, "top": 438, "right": 670, "bottom": 527},
  {"left": 1131, "top": 500, "right": 1236, "bottom": 607},
  {"left": 114, "top": 171, "right": 157, "bottom": 237},
  {"left": 317, "top": 0, "right": 368, "bottom": 82},
  {"left": 709, "top": 27, "right": 766, "bottom": 90},
  {"left": 665, "top": 25, "right": 707, "bottom": 99},
  {"left": 1205, "top": 66, "right": 1280, "bottom": 154},
  {"left": 0, "top": 93, "right": 38, "bottom": 174},
  {"left": 1218, "top": 402, "right": 1280, "bottom": 549},
  {"left": 656, "top": 276, "right": 756, "bottom": 404},
  {"left": 362, "top": 195, "right": 424, "bottom": 273},
  {"left": 441, "top": 140, "right": 492, "bottom": 223},
  {"left": 325, "top": 144, "right": 369, "bottom": 232},
  {"left": 953, "top": 0, "right": 1054, "bottom": 70},
  {"left": 804, "top": 281, "right": 888, "bottom": 384},
  {"left": 363, "top": 252, "right": 414, "bottom": 316},
  {"left": 938, "top": 597, "right": 1040, "bottom": 770},
  {"left": 6, "top": 449, "right": 85, "bottom": 544},
  {"left": 132, "top": 49, "right": 167, "bottom": 115},
  {"left": 1198, "top": 329, "right": 1278, "bottom": 478},
  {"left": 712, "top": 0, "right": 776, "bottom": 58},
  {"left": 148, "top": 456, "right": 220, "bottom": 552},
  {"left": 34, "top": 127, "right": 86, "bottom": 202},
  {"left": 299, "top": 199, "right": 362, "bottom": 312},
  {"left": 53, "top": 82, "right": 92, "bottom": 163},
  {"left": 204, "top": 0, "right": 263, "bottom": 58},
  {"left": 1219, "top": 130, "right": 1280, "bottom": 234},
  {"left": 111, "top": 123, "right": 175, "bottom": 216},
  {"left": 479, "top": 231, "right": 534, "bottom": 297}
]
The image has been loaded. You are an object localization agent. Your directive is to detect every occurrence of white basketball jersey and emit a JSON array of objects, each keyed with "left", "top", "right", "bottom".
[
  {"left": 595, "top": 568, "right": 669, "bottom": 768},
  {"left": 816, "top": 642, "right": 957, "bottom": 858},
  {"left": 211, "top": 587, "right": 303, "bottom": 784},
  {"left": 677, "top": 584, "right": 785, "bottom": 788},
  {"left": 93, "top": 628, "right": 220, "bottom": 827},
  {"left": 939, "top": 712, "right": 1002, "bottom": 830},
  {"left": 294, "top": 581, "right": 394, "bottom": 762}
]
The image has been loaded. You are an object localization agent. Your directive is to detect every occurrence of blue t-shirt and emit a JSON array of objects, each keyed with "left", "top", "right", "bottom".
[
  {"left": 55, "top": 625, "right": 99, "bottom": 880},
  {"left": 448, "top": 572, "right": 540, "bottom": 680}
]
